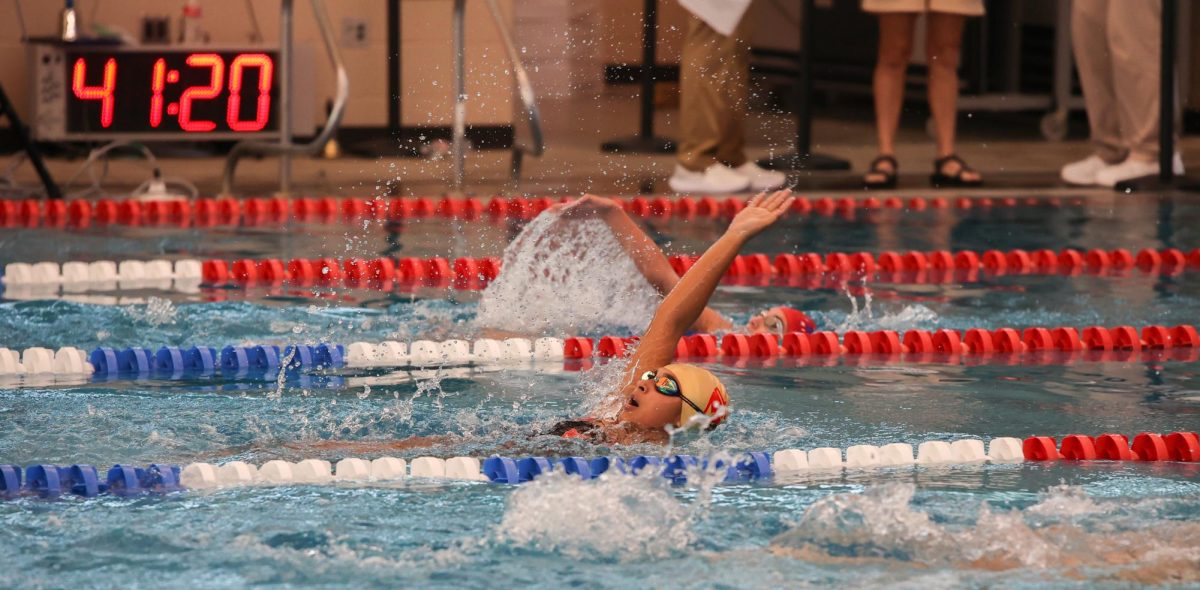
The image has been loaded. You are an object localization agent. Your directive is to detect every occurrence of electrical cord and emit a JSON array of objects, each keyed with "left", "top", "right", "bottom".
[
  {"left": 244, "top": 0, "right": 264, "bottom": 44},
  {"left": 60, "top": 140, "right": 198, "bottom": 201},
  {"left": 12, "top": 0, "right": 28, "bottom": 41},
  {"left": 0, "top": 152, "right": 43, "bottom": 199}
]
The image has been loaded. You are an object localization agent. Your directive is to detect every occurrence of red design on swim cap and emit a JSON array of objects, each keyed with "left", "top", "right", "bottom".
[{"left": 704, "top": 387, "right": 728, "bottom": 426}]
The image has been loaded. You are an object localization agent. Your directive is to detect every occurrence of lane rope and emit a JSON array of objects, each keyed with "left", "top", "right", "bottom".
[
  {"left": 4, "top": 432, "right": 1196, "bottom": 500},
  {"left": 2, "top": 324, "right": 1196, "bottom": 383},
  {"left": 8, "top": 247, "right": 1194, "bottom": 294},
  {"left": 0, "top": 195, "right": 1082, "bottom": 228}
]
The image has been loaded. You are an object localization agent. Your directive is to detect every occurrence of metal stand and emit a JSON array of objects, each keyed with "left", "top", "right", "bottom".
[
  {"left": 757, "top": 0, "right": 848, "bottom": 171},
  {"left": 452, "top": 0, "right": 467, "bottom": 191},
  {"left": 601, "top": 0, "right": 674, "bottom": 153},
  {"left": 1114, "top": 0, "right": 1199, "bottom": 193},
  {"left": 449, "top": 0, "right": 544, "bottom": 192},
  {"left": 222, "top": 0, "right": 349, "bottom": 196},
  {"left": 0, "top": 82, "right": 61, "bottom": 199}
]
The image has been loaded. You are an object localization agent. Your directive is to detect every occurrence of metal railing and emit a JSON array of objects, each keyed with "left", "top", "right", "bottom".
[
  {"left": 222, "top": 0, "right": 349, "bottom": 196},
  {"left": 452, "top": 0, "right": 545, "bottom": 192}
]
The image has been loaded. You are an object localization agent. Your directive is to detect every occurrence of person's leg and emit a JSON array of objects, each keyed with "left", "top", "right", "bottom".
[
  {"left": 714, "top": 16, "right": 752, "bottom": 168},
  {"left": 1071, "top": 0, "right": 1125, "bottom": 163},
  {"left": 866, "top": 13, "right": 917, "bottom": 184},
  {"left": 678, "top": 16, "right": 729, "bottom": 172},
  {"left": 925, "top": 12, "right": 979, "bottom": 182},
  {"left": 674, "top": 16, "right": 752, "bottom": 193},
  {"left": 1108, "top": 0, "right": 1170, "bottom": 163}
]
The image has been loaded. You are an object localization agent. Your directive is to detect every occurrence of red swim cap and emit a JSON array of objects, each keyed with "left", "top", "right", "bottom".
[{"left": 775, "top": 307, "right": 815, "bottom": 333}]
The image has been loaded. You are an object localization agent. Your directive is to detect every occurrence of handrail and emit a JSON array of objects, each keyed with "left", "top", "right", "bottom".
[
  {"left": 221, "top": 0, "right": 349, "bottom": 196},
  {"left": 483, "top": 0, "right": 544, "bottom": 159},
  {"left": 451, "top": 0, "right": 545, "bottom": 192}
]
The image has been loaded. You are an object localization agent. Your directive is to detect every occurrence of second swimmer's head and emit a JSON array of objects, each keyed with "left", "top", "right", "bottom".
[
  {"left": 619, "top": 364, "right": 729, "bottom": 431},
  {"left": 746, "top": 307, "right": 814, "bottom": 336}
]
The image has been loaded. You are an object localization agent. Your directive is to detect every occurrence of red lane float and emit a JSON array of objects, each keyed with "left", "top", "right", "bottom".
[
  {"left": 740, "top": 247, "right": 1199, "bottom": 283},
  {"left": 566, "top": 324, "right": 1198, "bottom": 365},
  {"left": 1023, "top": 432, "right": 1200, "bottom": 462},
  {"left": 0, "top": 193, "right": 1096, "bottom": 228},
  {"left": 198, "top": 256, "right": 506, "bottom": 290}
]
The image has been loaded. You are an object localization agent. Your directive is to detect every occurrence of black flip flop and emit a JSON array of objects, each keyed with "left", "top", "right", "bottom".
[
  {"left": 930, "top": 154, "right": 983, "bottom": 188},
  {"left": 863, "top": 155, "right": 898, "bottom": 190}
]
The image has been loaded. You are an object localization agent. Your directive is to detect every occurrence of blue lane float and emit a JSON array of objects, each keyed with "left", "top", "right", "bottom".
[
  {"left": 0, "top": 463, "right": 183, "bottom": 499},
  {"left": 480, "top": 452, "right": 772, "bottom": 485},
  {"left": 82, "top": 343, "right": 345, "bottom": 377},
  {"left": 185, "top": 346, "right": 218, "bottom": 371}
]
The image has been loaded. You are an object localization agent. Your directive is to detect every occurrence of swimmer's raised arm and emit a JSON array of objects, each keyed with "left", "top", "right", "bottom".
[
  {"left": 558, "top": 195, "right": 730, "bottom": 332},
  {"left": 625, "top": 190, "right": 794, "bottom": 379}
]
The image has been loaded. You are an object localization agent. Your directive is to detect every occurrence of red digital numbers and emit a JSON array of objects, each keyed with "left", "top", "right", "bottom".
[
  {"left": 72, "top": 58, "right": 117, "bottom": 128},
  {"left": 73, "top": 52, "right": 274, "bottom": 133},
  {"left": 150, "top": 58, "right": 167, "bottom": 128},
  {"left": 178, "top": 53, "right": 225, "bottom": 132},
  {"left": 227, "top": 54, "right": 274, "bottom": 132}
]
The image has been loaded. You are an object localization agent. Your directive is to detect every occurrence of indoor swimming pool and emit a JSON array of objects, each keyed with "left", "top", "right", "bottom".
[{"left": 1, "top": 194, "right": 1198, "bottom": 588}]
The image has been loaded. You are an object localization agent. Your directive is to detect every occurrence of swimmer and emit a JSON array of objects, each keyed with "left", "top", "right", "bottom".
[
  {"left": 543, "top": 193, "right": 815, "bottom": 337},
  {"left": 567, "top": 191, "right": 797, "bottom": 443},
  {"left": 281, "top": 190, "right": 797, "bottom": 454}
]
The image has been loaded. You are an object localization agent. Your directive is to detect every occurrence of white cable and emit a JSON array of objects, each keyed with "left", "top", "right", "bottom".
[
  {"left": 129, "top": 176, "right": 199, "bottom": 201},
  {"left": 61, "top": 141, "right": 180, "bottom": 202},
  {"left": 244, "top": 0, "right": 264, "bottom": 44},
  {"left": 12, "top": 0, "right": 28, "bottom": 41}
]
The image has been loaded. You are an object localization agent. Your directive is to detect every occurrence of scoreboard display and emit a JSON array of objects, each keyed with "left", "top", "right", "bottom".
[{"left": 29, "top": 44, "right": 311, "bottom": 141}]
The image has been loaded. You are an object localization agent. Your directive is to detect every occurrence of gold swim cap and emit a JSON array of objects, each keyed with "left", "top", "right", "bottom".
[{"left": 661, "top": 363, "right": 729, "bottom": 429}]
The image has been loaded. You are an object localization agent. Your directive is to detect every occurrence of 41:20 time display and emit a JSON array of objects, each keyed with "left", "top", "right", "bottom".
[{"left": 68, "top": 51, "right": 278, "bottom": 135}]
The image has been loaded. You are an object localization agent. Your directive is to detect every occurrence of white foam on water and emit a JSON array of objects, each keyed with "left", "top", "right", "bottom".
[
  {"left": 574, "top": 354, "right": 635, "bottom": 420},
  {"left": 475, "top": 211, "right": 660, "bottom": 335},
  {"left": 123, "top": 296, "right": 178, "bottom": 327},
  {"left": 494, "top": 470, "right": 694, "bottom": 561},
  {"left": 1024, "top": 483, "right": 1103, "bottom": 518},
  {"left": 771, "top": 483, "right": 1200, "bottom": 582},
  {"left": 833, "top": 290, "right": 939, "bottom": 333}
]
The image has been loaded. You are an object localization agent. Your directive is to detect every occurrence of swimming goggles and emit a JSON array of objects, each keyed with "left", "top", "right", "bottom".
[
  {"left": 755, "top": 311, "right": 787, "bottom": 340},
  {"left": 641, "top": 370, "right": 705, "bottom": 416}
]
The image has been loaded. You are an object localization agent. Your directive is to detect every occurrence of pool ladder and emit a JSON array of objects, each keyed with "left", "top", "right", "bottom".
[
  {"left": 452, "top": 0, "right": 545, "bottom": 193},
  {"left": 221, "top": 0, "right": 349, "bottom": 197},
  {"left": 222, "top": 0, "right": 543, "bottom": 196}
]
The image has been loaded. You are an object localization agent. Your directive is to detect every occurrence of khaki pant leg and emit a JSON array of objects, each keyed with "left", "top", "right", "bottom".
[
  {"left": 1107, "top": 0, "right": 1175, "bottom": 161},
  {"left": 678, "top": 16, "right": 750, "bottom": 171},
  {"left": 1071, "top": 0, "right": 1126, "bottom": 163},
  {"left": 715, "top": 16, "right": 751, "bottom": 167}
]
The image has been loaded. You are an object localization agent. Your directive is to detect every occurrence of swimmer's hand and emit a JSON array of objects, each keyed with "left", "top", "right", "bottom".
[
  {"left": 726, "top": 190, "right": 794, "bottom": 238},
  {"left": 553, "top": 194, "right": 621, "bottom": 218}
]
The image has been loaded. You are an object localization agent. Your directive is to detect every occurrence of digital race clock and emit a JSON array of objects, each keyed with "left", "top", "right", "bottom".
[{"left": 29, "top": 44, "right": 313, "bottom": 141}]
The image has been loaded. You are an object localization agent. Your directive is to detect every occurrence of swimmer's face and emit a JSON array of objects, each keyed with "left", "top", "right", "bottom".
[
  {"left": 618, "top": 367, "right": 683, "bottom": 430},
  {"left": 746, "top": 308, "right": 786, "bottom": 335}
]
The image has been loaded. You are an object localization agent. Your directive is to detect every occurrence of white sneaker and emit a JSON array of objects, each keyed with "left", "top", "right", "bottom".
[
  {"left": 668, "top": 164, "right": 751, "bottom": 194},
  {"left": 1060, "top": 155, "right": 1110, "bottom": 186},
  {"left": 733, "top": 162, "right": 787, "bottom": 191},
  {"left": 1095, "top": 153, "right": 1185, "bottom": 187}
]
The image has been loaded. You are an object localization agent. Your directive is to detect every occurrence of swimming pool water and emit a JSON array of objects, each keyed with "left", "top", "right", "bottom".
[{"left": 2, "top": 195, "right": 1199, "bottom": 588}]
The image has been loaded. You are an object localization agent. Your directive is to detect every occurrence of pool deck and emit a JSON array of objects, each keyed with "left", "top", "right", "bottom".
[{"left": 2, "top": 91, "right": 1198, "bottom": 200}]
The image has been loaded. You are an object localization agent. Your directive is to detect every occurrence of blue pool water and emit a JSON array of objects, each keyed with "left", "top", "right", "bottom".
[{"left": 2, "top": 194, "right": 1200, "bottom": 588}]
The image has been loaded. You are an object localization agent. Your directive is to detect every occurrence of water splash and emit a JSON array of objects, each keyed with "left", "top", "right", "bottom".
[
  {"left": 122, "top": 296, "right": 177, "bottom": 327},
  {"left": 475, "top": 211, "right": 659, "bottom": 335},
  {"left": 573, "top": 355, "right": 634, "bottom": 420},
  {"left": 494, "top": 470, "right": 694, "bottom": 561},
  {"left": 833, "top": 290, "right": 939, "bottom": 333},
  {"left": 772, "top": 483, "right": 1200, "bottom": 582}
]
